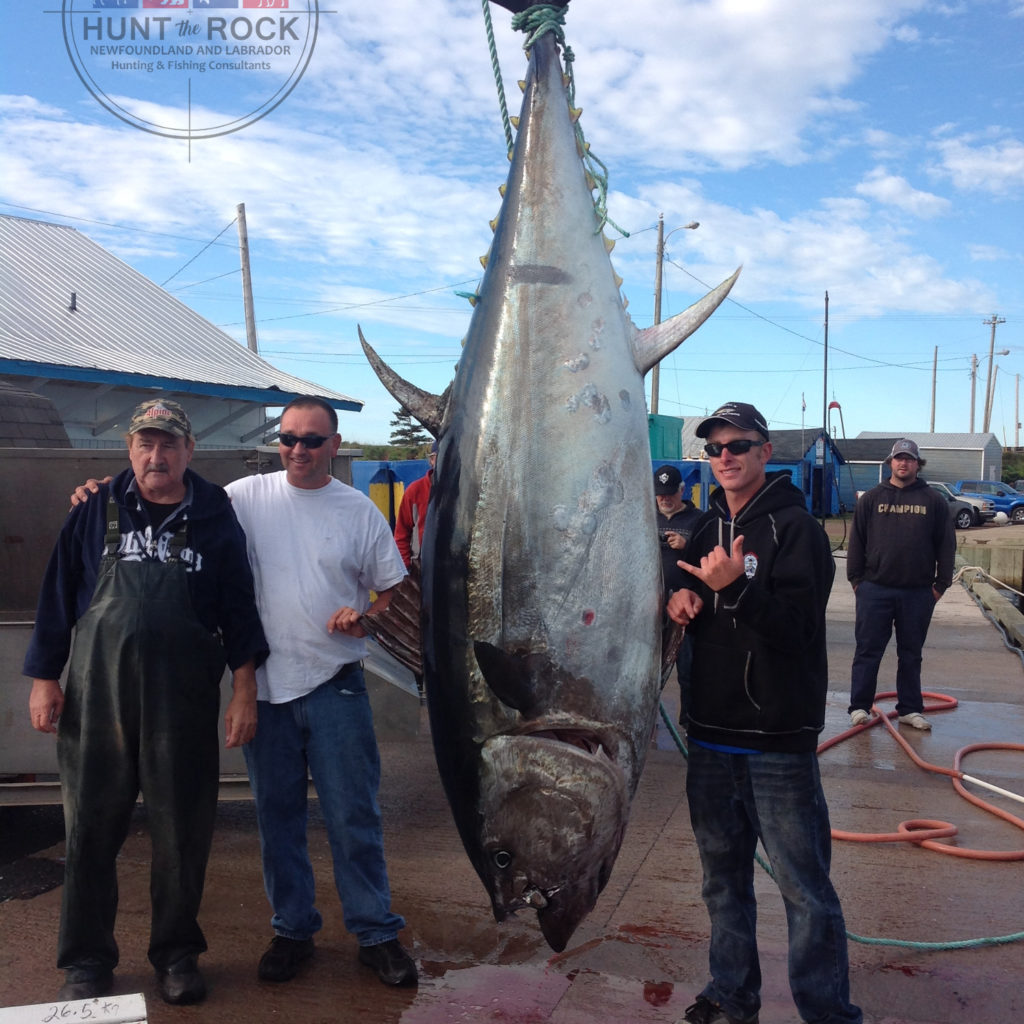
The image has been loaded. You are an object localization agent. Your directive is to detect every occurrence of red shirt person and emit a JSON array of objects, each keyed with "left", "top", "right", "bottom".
[{"left": 394, "top": 442, "right": 436, "bottom": 567}]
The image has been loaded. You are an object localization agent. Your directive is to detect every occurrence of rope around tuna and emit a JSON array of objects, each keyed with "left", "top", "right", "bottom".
[{"left": 480, "top": 0, "right": 628, "bottom": 239}]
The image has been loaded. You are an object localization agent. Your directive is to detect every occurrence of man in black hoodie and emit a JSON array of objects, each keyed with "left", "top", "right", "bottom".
[
  {"left": 847, "top": 438, "right": 955, "bottom": 731},
  {"left": 667, "top": 402, "right": 860, "bottom": 1024}
]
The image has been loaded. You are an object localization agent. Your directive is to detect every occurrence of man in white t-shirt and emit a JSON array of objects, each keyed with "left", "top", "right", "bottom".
[{"left": 225, "top": 396, "right": 416, "bottom": 988}]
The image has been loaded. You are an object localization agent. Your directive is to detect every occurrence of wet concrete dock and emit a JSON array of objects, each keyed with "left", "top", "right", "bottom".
[{"left": 2, "top": 545, "right": 1022, "bottom": 1024}]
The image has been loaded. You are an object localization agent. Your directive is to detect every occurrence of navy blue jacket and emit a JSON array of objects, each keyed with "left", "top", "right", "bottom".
[
  {"left": 658, "top": 502, "right": 703, "bottom": 597},
  {"left": 23, "top": 467, "right": 268, "bottom": 680}
]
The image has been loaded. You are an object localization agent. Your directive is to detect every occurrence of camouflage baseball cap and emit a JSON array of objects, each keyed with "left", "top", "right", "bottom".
[
  {"left": 887, "top": 438, "right": 920, "bottom": 461},
  {"left": 127, "top": 398, "right": 193, "bottom": 439}
]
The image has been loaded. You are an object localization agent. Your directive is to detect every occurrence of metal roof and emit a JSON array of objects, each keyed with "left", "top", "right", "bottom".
[
  {"left": 855, "top": 431, "right": 997, "bottom": 450},
  {"left": 0, "top": 214, "right": 361, "bottom": 411}
]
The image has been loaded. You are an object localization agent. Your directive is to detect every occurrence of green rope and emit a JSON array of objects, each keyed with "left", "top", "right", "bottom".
[
  {"left": 480, "top": 0, "right": 514, "bottom": 157},
  {"left": 656, "top": 701, "right": 1022, "bottom": 951},
  {"left": 482, "top": 2, "right": 628, "bottom": 239}
]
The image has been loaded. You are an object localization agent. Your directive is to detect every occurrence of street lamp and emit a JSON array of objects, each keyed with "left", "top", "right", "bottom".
[{"left": 650, "top": 214, "right": 700, "bottom": 414}]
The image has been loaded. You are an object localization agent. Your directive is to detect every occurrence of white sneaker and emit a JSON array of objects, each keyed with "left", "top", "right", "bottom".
[
  {"left": 849, "top": 709, "right": 870, "bottom": 727},
  {"left": 898, "top": 712, "right": 931, "bottom": 730}
]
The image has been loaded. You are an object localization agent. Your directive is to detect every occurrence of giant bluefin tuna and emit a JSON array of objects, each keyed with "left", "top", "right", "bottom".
[{"left": 360, "top": 3, "right": 738, "bottom": 952}]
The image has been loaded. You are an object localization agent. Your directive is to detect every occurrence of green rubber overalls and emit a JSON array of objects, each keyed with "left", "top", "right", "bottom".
[{"left": 57, "top": 497, "right": 227, "bottom": 974}]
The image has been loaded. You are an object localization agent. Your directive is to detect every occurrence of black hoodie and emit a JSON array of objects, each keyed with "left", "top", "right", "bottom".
[
  {"left": 847, "top": 475, "right": 954, "bottom": 593},
  {"left": 680, "top": 471, "right": 835, "bottom": 753}
]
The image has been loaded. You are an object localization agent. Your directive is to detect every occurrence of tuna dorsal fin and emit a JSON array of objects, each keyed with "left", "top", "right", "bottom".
[
  {"left": 632, "top": 267, "right": 742, "bottom": 376},
  {"left": 358, "top": 325, "right": 450, "bottom": 437}
]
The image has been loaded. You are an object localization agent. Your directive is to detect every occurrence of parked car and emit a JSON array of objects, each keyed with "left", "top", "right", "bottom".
[
  {"left": 930, "top": 482, "right": 996, "bottom": 525},
  {"left": 928, "top": 486, "right": 985, "bottom": 530},
  {"left": 953, "top": 480, "right": 1024, "bottom": 523}
]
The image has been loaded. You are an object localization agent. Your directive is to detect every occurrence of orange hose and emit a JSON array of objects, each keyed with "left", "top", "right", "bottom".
[{"left": 819, "top": 690, "right": 1024, "bottom": 861}]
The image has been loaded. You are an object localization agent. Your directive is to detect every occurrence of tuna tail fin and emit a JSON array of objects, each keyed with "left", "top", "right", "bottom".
[
  {"left": 631, "top": 266, "right": 742, "bottom": 376},
  {"left": 660, "top": 619, "right": 684, "bottom": 689},
  {"left": 359, "top": 563, "right": 423, "bottom": 680},
  {"left": 358, "top": 325, "right": 450, "bottom": 437}
]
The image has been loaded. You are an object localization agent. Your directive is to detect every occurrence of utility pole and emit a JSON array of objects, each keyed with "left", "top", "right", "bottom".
[
  {"left": 982, "top": 314, "right": 1006, "bottom": 432},
  {"left": 930, "top": 345, "right": 937, "bottom": 431},
  {"left": 237, "top": 202, "right": 259, "bottom": 354},
  {"left": 990, "top": 365, "right": 1001, "bottom": 436},
  {"left": 969, "top": 354, "right": 977, "bottom": 432},
  {"left": 651, "top": 215, "right": 665, "bottom": 415},
  {"left": 820, "top": 291, "right": 828, "bottom": 526},
  {"left": 1017, "top": 374, "right": 1021, "bottom": 449},
  {"left": 650, "top": 215, "right": 699, "bottom": 415}
]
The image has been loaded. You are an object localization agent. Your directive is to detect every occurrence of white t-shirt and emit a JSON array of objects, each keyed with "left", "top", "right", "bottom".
[{"left": 225, "top": 472, "right": 407, "bottom": 703}]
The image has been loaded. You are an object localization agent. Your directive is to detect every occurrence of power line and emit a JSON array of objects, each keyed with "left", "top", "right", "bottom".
[
  {"left": 160, "top": 219, "right": 237, "bottom": 287},
  {"left": 0, "top": 201, "right": 237, "bottom": 248},
  {"left": 215, "top": 279, "right": 480, "bottom": 328},
  {"left": 663, "top": 257, "right": 1013, "bottom": 371}
]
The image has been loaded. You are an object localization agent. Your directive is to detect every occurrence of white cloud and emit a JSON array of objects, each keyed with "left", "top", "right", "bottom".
[
  {"left": 854, "top": 167, "right": 951, "bottom": 216},
  {"left": 892, "top": 24, "right": 922, "bottom": 42},
  {"left": 930, "top": 129, "right": 1024, "bottom": 195},
  {"left": 968, "top": 243, "right": 1015, "bottom": 262}
]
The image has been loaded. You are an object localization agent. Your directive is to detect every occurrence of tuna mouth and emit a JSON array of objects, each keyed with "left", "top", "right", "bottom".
[
  {"left": 513, "top": 724, "right": 619, "bottom": 766},
  {"left": 525, "top": 728, "right": 612, "bottom": 759}
]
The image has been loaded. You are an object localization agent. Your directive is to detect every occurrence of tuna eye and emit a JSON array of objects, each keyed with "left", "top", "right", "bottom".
[{"left": 493, "top": 850, "right": 513, "bottom": 869}]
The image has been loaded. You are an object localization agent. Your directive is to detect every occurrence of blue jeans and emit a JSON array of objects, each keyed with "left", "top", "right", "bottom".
[
  {"left": 850, "top": 580, "right": 935, "bottom": 716},
  {"left": 243, "top": 665, "right": 406, "bottom": 946},
  {"left": 686, "top": 744, "right": 861, "bottom": 1024}
]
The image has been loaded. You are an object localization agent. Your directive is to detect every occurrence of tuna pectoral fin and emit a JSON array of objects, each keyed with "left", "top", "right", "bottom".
[
  {"left": 473, "top": 641, "right": 547, "bottom": 714},
  {"left": 359, "top": 566, "right": 423, "bottom": 678},
  {"left": 358, "top": 325, "right": 450, "bottom": 437},
  {"left": 632, "top": 267, "right": 741, "bottom": 375}
]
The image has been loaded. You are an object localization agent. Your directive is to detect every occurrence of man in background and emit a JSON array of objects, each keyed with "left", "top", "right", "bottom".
[
  {"left": 847, "top": 438, "right": 955, "bottom": 730},
  {"left": 395, "top": 440, "right": 436, "bottom": 567}
]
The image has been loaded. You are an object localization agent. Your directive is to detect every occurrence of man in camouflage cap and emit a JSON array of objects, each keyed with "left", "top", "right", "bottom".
[{"left": 25, "top": 396, "right": 267, "bottom": 1006}]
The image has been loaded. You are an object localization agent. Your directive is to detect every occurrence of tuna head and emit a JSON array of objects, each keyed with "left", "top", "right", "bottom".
[{"left": 476, "top": 731, "right": 628, "bottom": 953}]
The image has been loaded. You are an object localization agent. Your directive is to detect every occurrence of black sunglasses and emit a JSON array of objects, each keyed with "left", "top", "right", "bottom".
[
  {"left": 704, "top": 439, "right": 766, "bottom": 458},
  {"left": 278, "top": 433, "right": 332, "bottom": 449}
]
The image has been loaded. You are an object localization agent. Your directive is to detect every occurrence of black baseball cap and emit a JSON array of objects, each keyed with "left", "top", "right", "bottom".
[
  {"left": 696, "top": 402, "right": 769, "bottom": 440},
  {"left": 654, "top": 465, "right": 682, "bottom": 495}
]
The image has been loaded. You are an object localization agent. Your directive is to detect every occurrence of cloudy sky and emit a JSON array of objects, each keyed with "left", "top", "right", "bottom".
[{"left": 1, "top": 0, "right": 1022, "bottom": 445}]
